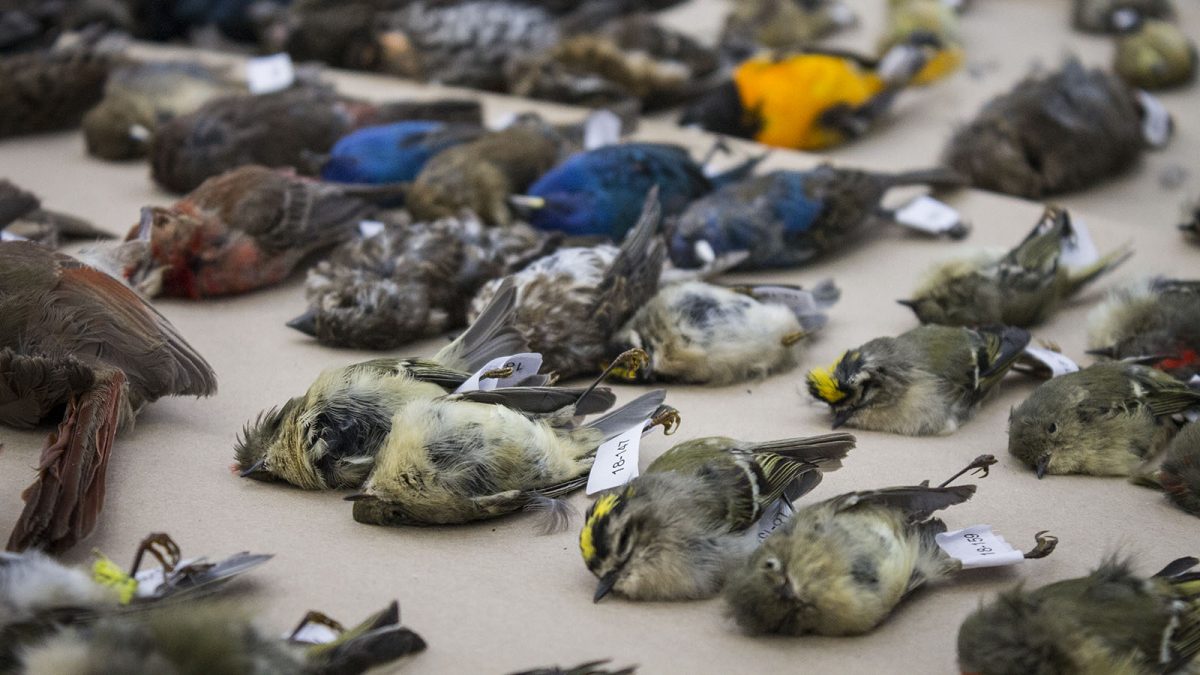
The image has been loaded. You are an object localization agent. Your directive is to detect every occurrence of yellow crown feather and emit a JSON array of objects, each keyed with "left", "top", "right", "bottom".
[
  {"left": 807, "top": 353, "right": 847, "bottom": 404},
  {"left": 580, "top": 493, "right": 621, "bottom": 562}
]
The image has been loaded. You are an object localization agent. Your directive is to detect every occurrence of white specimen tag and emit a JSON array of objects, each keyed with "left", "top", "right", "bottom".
[
  {"left": 750, "top": 497, "right": 795, "bottom": 544},
  {"left": 583, "top": 109, "right": 621, "bottom": 150},
  {"left": 246, "top": 53, "right": 295, "bottom": 95},
  {"left": 1136, "top": 90, "right": 1172, "bottom": 148},
  {"left": 287, "top": 623, "right": 341, "bottom": 645},
  {"left": 358, "top": 220, "right": 386, "bottom": 239},
  {"left": 936, "top": 525, "right": 1026, "bottom": 568},
  {"left": 133, "top": 557, "right": 198, "bottom": 598},
  {"left": 895, "top": 196, "right": 962, "bottom": 234},
  {"left": 1023, "top": 346, "right": 1080, "bottom": 377},
  {"left": 750, "top": 286, "right": 819, "bottom": 315},
  {"left": 454, "top": 353, "right": 543, "bottom": 393},
  {"left": 586, "top": 420, "right": 645, "bottom": 495},
  {"left": 1058, "top": 216, "right": 1099, "bottom": 268}
]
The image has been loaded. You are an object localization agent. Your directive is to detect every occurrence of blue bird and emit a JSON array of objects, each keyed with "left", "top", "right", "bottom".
[
  {"left": 669, "top": 165, "right": 964, "bottom": 270},
  {"left": 514, "top": 142, "right": 760, "bottom": 239},
  {"left": 320, "top": 121, "right": 483, "bottom": 184}
]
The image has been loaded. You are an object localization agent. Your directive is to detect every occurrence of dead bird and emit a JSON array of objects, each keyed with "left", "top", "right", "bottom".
[
  {"left": 943, "top": 58, "right": 1164, "bottom": 199},
  {"left": 1072, "top": 0, "right": 1174, "bottom": 33},
  {"left": 1135, "top": 421, "right": 1200, "bottom": 518},
  {"left": 719, "top": 0, "right": 857, "bottom": 58},
  {"left": 108, "top": 165, "right": 400, "bottom": 299},
  {"left": 405, "top": 116, "right": 570, "bottom": 226},
  {"left": 289, "top": 212, "right": 559, "bottom": 350},
  {"left": 1114, "top": 19, "right": 1197, "bottom": 90},
  {"left": 878, "top": 0, "right": 964, "bottom": 85},
  {"left": 1, "top": 241, "right": 217, "bottom": 554},
  {"left": 83, "top": 60, "right": 242, "bottom": 161},
  {"left": 150, "top": 84, "right": 482, "bottom": 193},
  {"left": 0, "top": 179, "right": 113, "bottom": 247},
  {"left": 0, "top": 46, "right": 119, "bottom": 138},
  {"left": 254, "top": 0, "right": 390, "bottom": 72},
  {"left": 902, "top": 206, "right": 1132, "bottom": 328},
  {"left": 508, "top": 13, "right": 720, "bottom": 112},
  {"left": 1088, "top": 277, "right": 1200, "bottom": 379},
  {"left": 609, "top": 280, "right": 840, "bottom": 385},
  {"left": 467, "top": 189, "right": 665, "bottom": 379}
]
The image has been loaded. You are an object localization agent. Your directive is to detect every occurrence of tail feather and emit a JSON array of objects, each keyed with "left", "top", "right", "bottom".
[
  {"left": 1066, "top": 244, "right": 1134, "bottom": 297},
  {"left": 434, "top": 278, "right": 527, "bottom": 372},
  {"left": 745, "top": 432, "right": 856, "bottom": 470},
  {"left": 585, "top": 390, "right": 667, "bottom": 440}
]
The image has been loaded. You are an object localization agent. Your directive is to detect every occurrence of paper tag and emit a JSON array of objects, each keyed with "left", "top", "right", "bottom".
[
  {"left": 133, "top": 557, "right": 198, "bottom": 598},
  {"left": 453, "top": 353, "right": 543, "bottom": 393},
  {"left": 750, "top": 286, "right": 819, "bottom": 315},
  {"left": 245, "top": 53, "right": 295, "bottom": 95},
  {"left": 287, "top": 623, "right": 341, "bottom": 645},
  {"left": 1058, "top": 217, "right": 1099, "bottom": 268},
  {"left": 895, "top": 196, "right": 962, "bottom": 234},
  {"left": 1136, "top": 90, "right": 1172, "bottom": 148},
  {"left": 936, "top": 525, "right": 1026, "bottom": 568},
  {"left": 750, "top": 497, "right": 794, "bottom": 544},
  {"left": 583, "top": 110, "right": 621, "bottom": 150},
  {"left": 586, "top": 420, "right": 645, "bottom": 495},
  {"left": 358, "top": 220, "right": 386, "bottom": 239},
  {"left": 1023, "top": 346, "right": 1080, "bottom": 377}
]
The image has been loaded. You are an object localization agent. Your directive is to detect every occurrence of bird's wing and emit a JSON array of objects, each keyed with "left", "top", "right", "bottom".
[
  {"left": 453, "top": 386, "right": 615, "bottom": 416},
  {"left": 590, "top": 188, "right": 666, "bottom": 331},
  {"left": 973, "top": 325, "right": 1032, "bottom": 391},
  {"left": 828, "top": 485, "right": 976, "bottom": 522},
  {"left": 1134, "top": 368, "right": 1200, "bottom": 417}
]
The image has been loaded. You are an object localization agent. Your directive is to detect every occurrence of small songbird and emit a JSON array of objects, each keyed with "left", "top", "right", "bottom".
[
  {"left": 515, "top": 142, "right": 757, "bottom": 239},
  {"left": 1008, "top": 361, "right": 1200, "bottom": 478},
  {"left": 350, "top": 364, "right": 671, "bottom": 528},
  {"left": 679, "top": 37, "right": 938, "bottom": 151},
  {"left": 0, "top": 179, "right": 113, "bottom": 247},
  {"left": 724, "top": 459, "right": 1056, "bottom": 636},
  {"left": 943, "top": 58, "right": 1160, "bottom": 199},
  {"left": 468, "top": 190, "right": 665, "bottom": 378},
  {"left": 581, "top": 432, "right": 855, "bottom": 601},
  {"left": 0, "top": 47, "right": 117, "bottom": 138},
  {"left": 405, "top": 119, "right": 566, "bottom": 225},
  {"left": 878, "top": 0, "right": 964, "bottom": 85},
  {"left": 1087, "top": 278, "right": 1200, "bottom": 379},
  {"left": 82, "top": 60, "right": 241, "bottom": 161},
  {"left": 609, "top": 280, "right": 840, "bottom": 385},
  {"left": 807, "top": 324, "right": 1030, "bottom": 435},
  {"left": 1, "top": 242, "right": 217, "bottom": 554},
  {"left": 112, "top": 165, "right": 402, "bottom": 299},
  {"left": 1114, "top": 19, "right": 1197, "bottom": 90},
  {"left": 290, "top": 213, "right": 557, "bottom": 350},
  {"left": 237, "top": 280, "right": 540, "bottom": 490},
  {"left": 719, "top": 0, "right": 857, "bottom": 58},
  {"left": 17, "top": 599, "right": 426, "bottom": 675},
  {"left": 318, "top": 121, "right": 484, "bottom": 184},
  {"left": 667, "top": 164, "right": 963, "bottom": 271},
  {"left": 150, "top": 85, "right": 482, "bottom": 193},
  {"left": 0, "top": 532, "right": 270, "bottom": 670},
  {"left": 1072, "top": 0, "right": 1175, "bottom": 33},
  {"left": 1146, "top": 421, "right": 1200, "bottom": 517},
  {"left": 957, "top": 556, "right": 1200, "bottom": 675},
  {"left": 901, "top": 206, "right": 1132, "bottom": 328}
]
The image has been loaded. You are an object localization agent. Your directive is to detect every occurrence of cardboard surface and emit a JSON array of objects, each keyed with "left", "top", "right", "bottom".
[{"left": 2, "top": 1, "right": 1199, "bottom": 672}]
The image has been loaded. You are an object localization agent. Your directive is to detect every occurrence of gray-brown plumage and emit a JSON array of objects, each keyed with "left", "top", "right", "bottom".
[
  {"left": 83, "top": 60, "right": 241, "bottom": 161},
  {"left": 0, "top": 241, "right": 216, "bottom": 554},
  {"left": 290, "top": 212, "right": 559, "bottom": 350},
  {"left": 468, "top": 189, "right": 665, "bottom": 378},
  {"left": 1114, "top": 19, "right": 1197, "bottom": 90},
  {"left": 943, "top": 58, "right": 1155, "bottom": 199},
  {"left": 0, "top": 179, "right": 113, "bottom": 247},
  {"left": 719, "top": 0, "right": 856, "bottom": 58},
  {"left": 255, "top": 0, "right": 391, "bottom": 72},
  {"left": 1088, "top": 277, "right": 1200, "bottom": 379},
  {"left": 149, "top": 85, "right": 483, "bottom": 194},
  {"left": 508, "top": 14, "right": 719, "bottom": 112},
  {"left": 405, "top": 118, "right": 567, "bottom": 225},
  {"left": 1072, "top": 0, "right": 1174, "bottom": 33},
  {"left": 0, "top": 47, "right": 117, "bottom": 138}
]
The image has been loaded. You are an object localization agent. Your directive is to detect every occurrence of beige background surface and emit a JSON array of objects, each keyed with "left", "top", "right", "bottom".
[{"left": 1, "top": 1, "right": 1199, "bottom": 673}]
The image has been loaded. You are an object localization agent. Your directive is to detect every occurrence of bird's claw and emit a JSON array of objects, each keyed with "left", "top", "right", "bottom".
[
  {"left": 481, "top": 366, "right": 515, "bottom": 380},
  {"left": 648, "top": 406, "right": 681, "bottom": 435},
  {"left": 130, "top": 532, "right": 181, "bottom": 575},
  {"left": 609, "top": 348, "right": 649, "bottom": 378},
  {"left": 1023, "top": 531, "right": 1058, "bottom": 559}
]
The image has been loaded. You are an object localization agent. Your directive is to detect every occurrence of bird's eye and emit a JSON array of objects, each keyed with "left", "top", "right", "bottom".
[
  {"left": 1047, "top": 423, "right": 1058, "bottom": 434},
  {"left": 763, "top": 557, "right": 782, "bottom": 572}
]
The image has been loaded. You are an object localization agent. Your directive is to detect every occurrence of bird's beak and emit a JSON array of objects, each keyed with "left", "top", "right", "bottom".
[
  {"left": 239, "top": 459, "right": 267, "bottom": 478},
  {"left": 344, "top": 493, "right": 371, "bottom": 502},
  {"left": 896, "top": 299, "right": 918, "bottom": 311},
  {"left": 508, "top": 195, "right": 545, "bottom": 216},
  {"left": 1035, "top": 457, "right": 1049, "bottom": 480},
  {"left": 136, "top": 207, "right": 157, "bottom": 241},
  {"left": 286, "top": 309, "right": 318, "bottom": 337},
  {"left": 593, "top": 571, "right": 619, "bottom": 603},
  {"left": 832, "top": 408, "right": 855, "bottom": 429}
]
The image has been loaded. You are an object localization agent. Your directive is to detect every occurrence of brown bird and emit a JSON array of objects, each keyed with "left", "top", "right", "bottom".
[
  {"left": 0, "top": 47, "right": 118, "bottom": 138},
  {"left": 149, "top": 85, "right": 482, "bottom": 193},
  {"left": 0, "top": 241, "right": 217, "bottom": 554},
  {"left": 109, "top": 165, "right": 399, "bottom": 299},
  {"left": 0, "top": 179, "right": 113, "bottom": 247}
]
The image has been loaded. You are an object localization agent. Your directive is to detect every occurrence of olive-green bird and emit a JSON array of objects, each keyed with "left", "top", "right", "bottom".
[
  {"left": 957, "top": 556, "right": 1200, "bottom": 675},
  {"left": 807, "top": 324, "right": 1031, "bottom": 435},
  {"left": 1088, "top": 278, "right": 1200, "bottom": 380},
  {"left": 581, "top": 431, "right": 856, "bottom": 602},
  {"left": 1008, "top": 362, "right": 1200, "bottom": 478},
  {"left": 901, "top": 206, "right": 1132, "bottom": 327},
  {"left": 235, "top": 278, "right": 549, "bottom": 490},
  {"left": 1115, "top": 19, "right": 1198, "bottom": 90}
]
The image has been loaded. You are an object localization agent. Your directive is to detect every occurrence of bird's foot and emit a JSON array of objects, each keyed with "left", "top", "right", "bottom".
[
  {"left": 1023, "top": 531, "right": 1058, "bottom": 559},
  {"left": 130, "top": 532, "right": 181, "bottom": 575}
]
